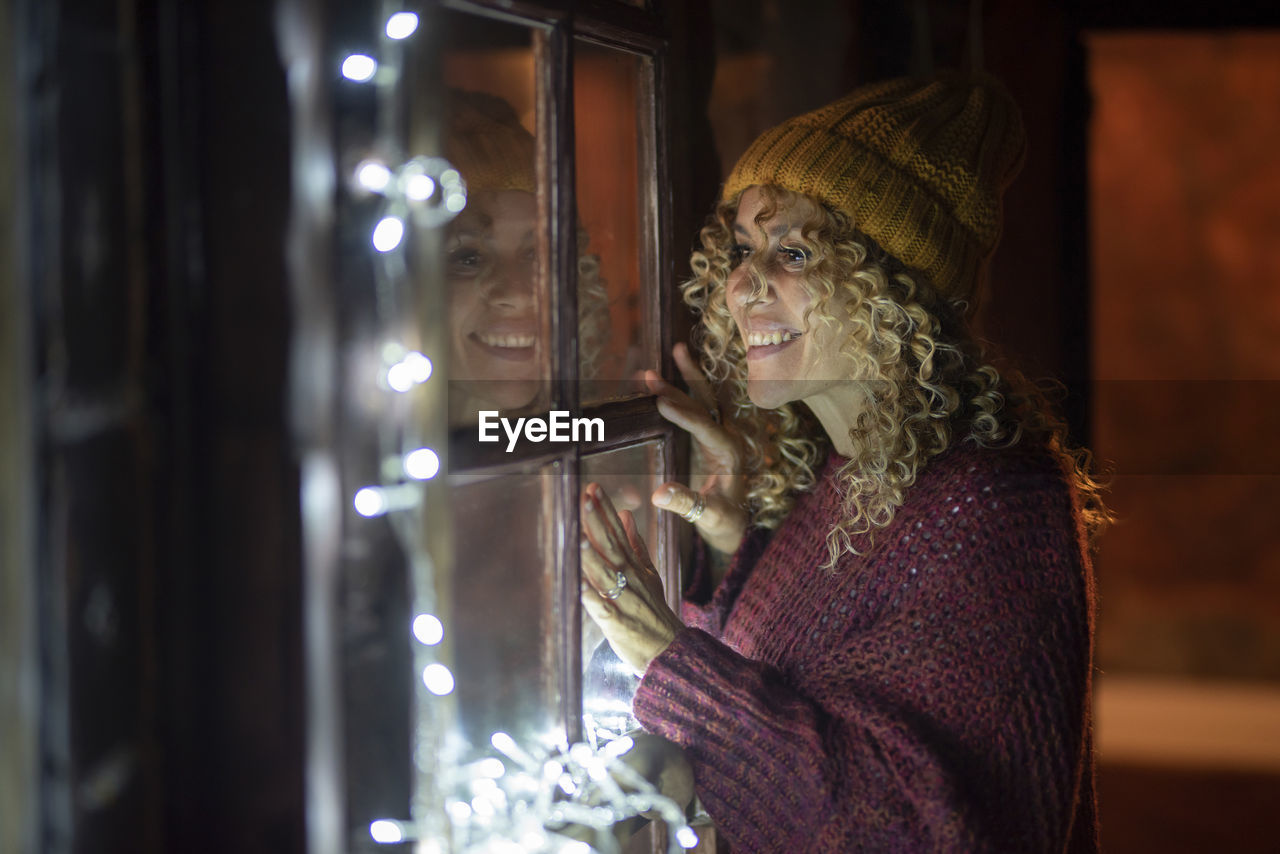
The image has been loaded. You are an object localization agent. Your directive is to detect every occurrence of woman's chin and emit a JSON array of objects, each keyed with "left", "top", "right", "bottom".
[
  {"left": 453, "top": 379, "right": 544, "bottom": 416},
  {"left": 746, "top": 380, "right": 794, "bottom": 411}
]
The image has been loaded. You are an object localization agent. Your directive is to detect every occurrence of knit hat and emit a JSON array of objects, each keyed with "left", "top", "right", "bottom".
[
  {"left": 723, "top": 72, "right": 1025, "bottom": 307},
  {"left": 445, "top": 89, "right": 536, "bottom": 194}
]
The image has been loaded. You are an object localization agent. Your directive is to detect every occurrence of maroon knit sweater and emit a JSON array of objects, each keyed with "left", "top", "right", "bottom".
[{"left": 632, "top": 439, "right": 1097, "bottom": 853}]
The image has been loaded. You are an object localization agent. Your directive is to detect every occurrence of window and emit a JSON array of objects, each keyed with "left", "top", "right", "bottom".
[{"left": 292, "top": 2, "right": 700, "bottom": 851}]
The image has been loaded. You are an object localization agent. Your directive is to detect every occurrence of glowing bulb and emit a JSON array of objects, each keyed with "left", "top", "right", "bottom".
[
  {"left": 386, "top": 362, "right": 414, "bottom": 392},
  {"left": 561, "top": 842, "right": 592, "bottom": 854},
  {"left": 446, "top": 800, "right": 473, "bottom": 823},
  {"left": 372, "top": 216, "right": 404, "bottom": 252},
  {"left": 422, "top": 663, "right": 455, "bottom": 695},
  {"left": 474, "top": 757, "right": 504, "bottom": 778},
  {"left": 341, "top": 54, "right": 377, "bottom": 82},
  {"left": 491, "top": 732, "right": 517, "bottom": 755},
  {"left": 412, "top": 613, "right": 444, "bottom": 645},
  {"left": 385, "top": 12, "right": 419, "bottom": 40},
  {"left": 602, "top": 735, "right": 634, "bottom": 757},
  {"left": 369, "top": 820, "right": 403, "bottom": 844},
  {"left": 405, "top": 173, "right": 435, "bottom": 201},
  {"left": 403, "top": 350, "right": 432, "bottom": 381},
  {"left": 444, "top": 191, "right": 466, "bottom": 213},
  {"left": 404, "top": 448, "right": 440, "bottom": 480},
  {"left": 353, "top": 487, "right": 386, "bottom": 517},
  {"left": 676, "top": 826, "right": 700, "bottom": 849},
  {"left": 356, "top": 160, "right": 392, "bottom": 192}
]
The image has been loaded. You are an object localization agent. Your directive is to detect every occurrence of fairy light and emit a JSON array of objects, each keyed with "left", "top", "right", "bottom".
[
  {"left": 404, "top": 448, "right": 440, "bottom": 480},
  {"left": 385, "top": 12, "right": 419, "bottom": 40},
  {"left": 353, "top": 487, "right": 386, "bottom": 517},
  {"left": 675, "top": 826, "right": 700, "bottom": 849},
  {"left": 422, "top": 663, "right": 455, "bottom": 696},
  {"left": 387, "top": 350, "right": 432, "bottom": 392},
  {"left": 341, "top": 53, "right": 377, "bottom": 82},
  {"left": 473, "top": 757, "right": 504, "bottom": 778},
  {"left": 405, "top": 173, "right": 436, "bottom": 201},
  {"left": 369, "top": 819, "right": 404, "bottom": 844},
  {"left": 353, "top": 484, "right": 420, "bottom": 517},
  {"left": 412, "top": 613, "right": 444, "bottom": 645},
  {"left": 356, "top": 160, "right": 392, "bottom": 193},
  {"left": 403, "top": 350, "right": 432, "bottom": 381},
  {"left": 372, "top": 215, "right": 405, "bottom": 252}
]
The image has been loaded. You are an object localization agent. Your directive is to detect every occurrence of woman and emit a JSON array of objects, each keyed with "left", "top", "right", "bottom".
[
  {"left": 444, "top": 89, "right": 608, "bottom": 425},
  {"left": 579, "top": 73, "right": 1109, "bottom": 851}
]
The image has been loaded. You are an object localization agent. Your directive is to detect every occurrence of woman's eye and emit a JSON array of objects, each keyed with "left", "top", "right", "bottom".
[
  {"left": 448, "top": 248, "right": 483, "bottom": 274},
  {"left": 779, "top": 245, "right": 810, "bottom": 267}
]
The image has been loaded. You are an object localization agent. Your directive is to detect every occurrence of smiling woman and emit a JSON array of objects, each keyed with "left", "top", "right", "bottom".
[{"left": 580, "top": 73, "right": 1114, "bottom": 852}]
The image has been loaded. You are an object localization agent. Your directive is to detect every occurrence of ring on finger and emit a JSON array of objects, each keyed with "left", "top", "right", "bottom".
[
  {"left": 682, "top": 492, "right": 707, "bottom": 523},
  {"left": 600, "top": 570, "right": 628, "bottom": 600}
]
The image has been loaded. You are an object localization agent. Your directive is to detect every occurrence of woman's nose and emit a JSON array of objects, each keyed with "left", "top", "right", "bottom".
[
  {"left": 727, "top": 261, "right": 774, "bottom": 310},
  {"left": 484, "top": 260, "right": 537, "bottom": 310}
]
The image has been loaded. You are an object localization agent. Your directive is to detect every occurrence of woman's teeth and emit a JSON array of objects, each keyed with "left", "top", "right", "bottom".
[
  {"left": 477, "top": 333, "right": 535, "bottom": 348},
  {"left": 746, "top": 331, "right": 800, "bottom": 347}
]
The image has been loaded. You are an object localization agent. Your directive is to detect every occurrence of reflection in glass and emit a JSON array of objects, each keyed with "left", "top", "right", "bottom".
[
  {"left": 581, "top": 441, "right": 664, "bottom": 744},
  {"left": 575, "top": 42, "right": 655, "bottom": 401},
  {"left": 442, "top": 85, "right": 548, "bottom": 425},
  {"left": 448, "top": 470, "right": 559, "bottom": 761}
]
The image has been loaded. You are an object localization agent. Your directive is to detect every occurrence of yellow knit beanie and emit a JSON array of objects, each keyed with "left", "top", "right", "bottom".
[
  {"left": 723, "top": 72, "right": 1025, "bottom": 307},
  {"left": 445, "top": 89, "right": 536, "bottom": 194}
]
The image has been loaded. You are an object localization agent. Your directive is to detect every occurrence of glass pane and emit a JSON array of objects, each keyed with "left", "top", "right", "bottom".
[
  {"left": 447, "top": 468, "right": 561, "bottom": 762},
  {"left": 575, "top": 42, "right": 656, "bottom": 402},
  {"left": 434, "top": 14, "right": 549, "bottom": 427},
  {"left": 580, "top": 441, "right": 664, "bottom": 743}
]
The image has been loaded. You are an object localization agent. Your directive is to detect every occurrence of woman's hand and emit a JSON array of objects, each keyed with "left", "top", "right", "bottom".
[
  {"left": 646, "top": 342, "right": 749, "bottom": 555},
  {"left": 580, "top": 483, "right": 685, "bottom": 675}
]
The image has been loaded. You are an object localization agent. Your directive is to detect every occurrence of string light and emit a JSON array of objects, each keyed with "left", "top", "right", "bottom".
[
  {"left": 436, "top": 736, "right": 701, "bottom": 854},
  {"left": 355, "top": 159, "right": 392, "bottom": 193},
  {"left": 405, "top": 173, "right": 435, "bottom": 201},
  {"left": 369, "top": 819, "right": 405, "bottom": 844},
  {"left": 372, "top": 215, "right": 405, "bottom": 252},
  {"left": 412, "top": 613, "right": 444, "bottom": 645},
  {"left": 404, "top": 447, "right": 440, "bottom": 480},
  {"left": 341, "top": 53, "right": 378, "bottom": 82},
  {"left": 385, "top": 12, "right": 420, "bottom": 40},
  {"left": 353, "top": 484, "right": 420, "bottom": 517},
  {"left": 422, "top": 663, "right": 456, "bottom": 696},
  {"left": 353, "top": 487, "right": 386, "bottom": 517},
  {"left": 386, "top": 350, "right": 431, "bottom": 392},
  {"left": 334, "top": 17, "right": 702, "bottom": 854}
]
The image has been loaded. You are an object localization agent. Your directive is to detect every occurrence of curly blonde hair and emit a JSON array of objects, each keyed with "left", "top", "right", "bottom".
[{"left": 684, "top": 186, "right": 1111, "bottom": 568}]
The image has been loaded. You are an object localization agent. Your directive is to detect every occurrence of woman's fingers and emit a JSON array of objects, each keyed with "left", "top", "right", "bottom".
[
  {"left": 579, "top": 534, "right": 625, "bottom": 603},
  {"left": 583, "top": 484, "right": 636, "bottom": 569},
  {"left": 672, "top": 342, "right": 715, "bottom": 413},
  {"left": 619, "top": 509, "right": 654, "bottom": 570},
  {"left": 651, "top": 482, "right": 747, "bottom": 555}
]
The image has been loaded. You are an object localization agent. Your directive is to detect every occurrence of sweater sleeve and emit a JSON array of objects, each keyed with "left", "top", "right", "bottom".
[{"left": 632, "top": 461, "right": 1094, "bottom": 853}]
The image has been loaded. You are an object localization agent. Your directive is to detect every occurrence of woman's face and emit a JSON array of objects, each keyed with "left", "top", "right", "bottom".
[
  {"left": 447, "top": 189, "right": 543, "bottom": 415},
  {"left": 727, "top": 186, "right": 857, "bottom": 411}
]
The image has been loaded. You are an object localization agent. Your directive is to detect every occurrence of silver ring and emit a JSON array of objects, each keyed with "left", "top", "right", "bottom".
[
  {"left": 600, "top": 571, "right": 628, "bottom": 600},
  {"left": 682, "top": 492, "right": 707, "bottom": 523}
]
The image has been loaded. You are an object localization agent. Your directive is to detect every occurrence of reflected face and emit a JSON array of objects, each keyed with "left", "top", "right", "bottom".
[
  {"left": 727, "top": 186, "right": 857, "bottom": 410},
  {"left": 447, "top": 189, "right": 542, "bottom": 413}
]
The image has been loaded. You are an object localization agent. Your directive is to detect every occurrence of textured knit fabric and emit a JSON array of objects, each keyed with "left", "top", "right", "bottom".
[
  {"left": 632, "top": 439, "right": 1097, "bottom": 853},
  {"left": 722, "top": 73, "right": 1026, "bottom": 308},
  {"left": 446, "top": 89, "right": 536, "bottom": 194}
]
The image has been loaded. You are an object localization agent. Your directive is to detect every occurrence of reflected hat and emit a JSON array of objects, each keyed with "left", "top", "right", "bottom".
[
  {"left": 723, "top": 72, "right": 1026, "bottom": 306},
  {"left": 445, "top": 89, "right": 536, "bottom": 194}
]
